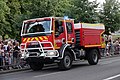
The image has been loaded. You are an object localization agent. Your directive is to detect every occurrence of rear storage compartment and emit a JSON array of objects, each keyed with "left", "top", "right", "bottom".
[{"left": 74, "top": 23, "right": 105, "bottom": 47}]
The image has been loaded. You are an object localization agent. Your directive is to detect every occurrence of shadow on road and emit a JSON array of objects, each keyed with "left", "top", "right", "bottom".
[{"left": 27, "top": 62, "right": 90, "bottom": 73}]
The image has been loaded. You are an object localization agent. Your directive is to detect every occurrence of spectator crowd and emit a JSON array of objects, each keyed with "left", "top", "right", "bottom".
[
  {"left": 0, "top": 37, "right": 25, "bottom": 71},
  {"left": 103, "top": 34, "right": 120, "bottom": 56}
]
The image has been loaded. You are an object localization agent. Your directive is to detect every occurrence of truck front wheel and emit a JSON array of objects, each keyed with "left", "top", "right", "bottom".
[
  {"left": 29, "top": 63, "right": 44, "bottom": 71},
  {"left": 58, "top": 51, "right": 73, "bottom": 70},
  {"left": 87, "top": 49, "right": 99, "bottom": 65}
]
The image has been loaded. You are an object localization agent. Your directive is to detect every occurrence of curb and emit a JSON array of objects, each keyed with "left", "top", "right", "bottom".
[
  {"left": 0, "top": 68, "right": 30, "bottom": 74},
  {"left": 0, "top": 64, "right": 57, "bottom": 74}
]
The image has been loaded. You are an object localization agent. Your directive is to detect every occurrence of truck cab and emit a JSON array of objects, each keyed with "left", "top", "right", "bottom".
[{"left": 21, "top": 17, "right": 76, "bottom": 70}]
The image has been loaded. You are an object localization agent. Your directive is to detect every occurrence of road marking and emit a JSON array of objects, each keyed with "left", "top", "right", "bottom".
[
  {"left": 34, "top": 72, "right": 63, "bottom": 78},
  {"left": 103, "top": 74, "right": 120, "bottom": 80}
]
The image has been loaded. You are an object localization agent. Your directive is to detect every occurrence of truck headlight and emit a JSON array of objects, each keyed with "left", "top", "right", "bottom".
[
  {"left": 26, "top": 54, "right": 29, "bottom": 57},
  {"left": 21, "top": 53, "right": 26, "bottom": 59},
  {"left": 21, "top": 53, "right": 25, "bottom": 57},
  {"left": 46, "top": 51, "right": 58, "bottom": 56}
]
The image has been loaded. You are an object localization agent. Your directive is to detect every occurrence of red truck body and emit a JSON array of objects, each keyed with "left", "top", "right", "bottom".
[
  {"left": 74, "top": 23, "right": 105, "bottom": 48},
  {"left": 20, "top": 17, "right": 105, "bottom": 70}
]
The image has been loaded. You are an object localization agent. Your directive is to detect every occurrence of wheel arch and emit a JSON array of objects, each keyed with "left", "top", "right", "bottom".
[{"left": 59, "top": 44, "right": 75, "bottom": 60}]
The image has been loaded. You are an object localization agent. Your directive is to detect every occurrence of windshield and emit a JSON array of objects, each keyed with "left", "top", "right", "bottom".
[{"left": 21, "top": 19, "right": 51, "bottom": 36}]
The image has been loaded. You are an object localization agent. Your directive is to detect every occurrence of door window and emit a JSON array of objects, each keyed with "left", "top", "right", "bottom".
[{"left": 66, "top": 22, "right": 72, "bottom": 34}]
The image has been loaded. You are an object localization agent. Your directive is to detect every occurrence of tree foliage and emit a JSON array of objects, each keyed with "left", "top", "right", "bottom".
[
  {"left": 99, "top": 0, "right": 120, "bottom": 34},
  {"left": 72, "top": 0, "right": 99, "bottom": 23},
  {"left": 0, "top": 0, "right": 120, "bottom": 39},
  {"left": 0, "top": 0, "right": 11, "bottom": 37}
]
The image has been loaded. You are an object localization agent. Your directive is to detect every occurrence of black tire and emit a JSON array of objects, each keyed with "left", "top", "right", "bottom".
[
  {"left": 87, "top": 49, "right": 99, "bottom": 65},
  {"left": 58, "top": 51, "right": 73, "bottom": 70},
  {"left": 29, "top": 63, "right": 44, "bottom": 71}
]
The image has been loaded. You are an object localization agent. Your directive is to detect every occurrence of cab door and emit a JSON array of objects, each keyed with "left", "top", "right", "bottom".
[
  {"left": 54, "top": 20, "right": 65, "bottom": 49},
  {"left": 65, "top": 20, "right": 75, "bottom": 44}
]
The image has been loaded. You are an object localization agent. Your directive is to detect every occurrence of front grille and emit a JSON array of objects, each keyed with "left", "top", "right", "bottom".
[
  {"left": 27, "top": 49, "right": 43, "bottom": 56},
  {"left": 27, "top": 44, "right": 40, "bottom": 48},
  {"left": 27, "top": 49, "right": 40, "bottom": 52},
  {"left": 25, "top": 41, "right": 54, "bottom": 57},
  {"left": 29, "top": 53, "right": 37, "bottom": 56}
]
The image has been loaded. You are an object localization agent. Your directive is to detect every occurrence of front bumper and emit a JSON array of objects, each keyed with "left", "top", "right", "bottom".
[
  {"left": 21, "top": 41, "right": 59, "bottom": 59},
  {"left": 21, "top": 50, "right": 59, "bottom": 59},
  {"left": 26, "top": 57, "right": 59, "bottom": 64}
]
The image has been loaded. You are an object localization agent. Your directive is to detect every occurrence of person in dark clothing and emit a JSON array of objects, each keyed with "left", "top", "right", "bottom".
[
  {"left": 35, "top": 24, "right": 45, "bottom": 32},
  {"left": 13, "top": 42, "right": 20, "bottom": 68}
]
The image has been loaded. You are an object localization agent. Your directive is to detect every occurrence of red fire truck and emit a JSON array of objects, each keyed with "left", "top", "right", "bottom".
[{"left": 20, "top": 17, "right": 105, "bottom": 70}]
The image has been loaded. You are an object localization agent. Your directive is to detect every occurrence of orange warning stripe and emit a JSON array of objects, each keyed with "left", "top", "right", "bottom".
[
  {"left": 39, "top": 37, "right": 43, "bottom": 41},
  {"left": 31, "top": 38, "right": 34, "bottom": 41},
  {"left": 27, "top": 38, "right": 31, "bottom": 42},
  {"left": 43, "top": 36, "right": 48, "bottom": 40},
  {"left": 22, "top": 36, "right": 49, "bottom": 42},
  {"left": 23, "top": 38, "right": 27, "bottom": 42},
  {"left": 85, "top": 44, "right": 101, "bottom": 47},
  {"left": 35, "top": 37, "right": 39, "bottom": 41}
]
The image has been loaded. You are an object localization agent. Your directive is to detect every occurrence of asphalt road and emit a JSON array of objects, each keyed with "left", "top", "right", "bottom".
[{"left": 1, "top": 56, "right": 120, "bottom": 80}]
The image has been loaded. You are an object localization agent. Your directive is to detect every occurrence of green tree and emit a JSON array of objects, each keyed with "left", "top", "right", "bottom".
[
  {"left": 99, "top": 0, "right": 120, "bottom": 33},
  {"left": 51, "top": 0, "right": 73, "bottom": 17},
  {"left": 6, "top": 0, "right": 22, "bottom": 39},
  {"left": 71, "top": 0, "right": 99, "bottom": 23},
  {"left": 0, "top": 0, "right": 11, "bottom": 38},
  {"left": 4, "top": 0, "right": 73, "bottom": 40},
  {"left": 20, "top": 0, "right": 72, "bottom": 18}
]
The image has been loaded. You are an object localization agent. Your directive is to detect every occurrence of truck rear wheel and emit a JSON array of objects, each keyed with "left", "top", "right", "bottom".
[
  {"left": 87, "top": 49, "right": 99, "bottom": 65},
  {"left": 29, "top": 63, "right": 44, "bottom": 71},
  {"left": 58, "top": 51, "right": 73, "bottom": 70}
]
